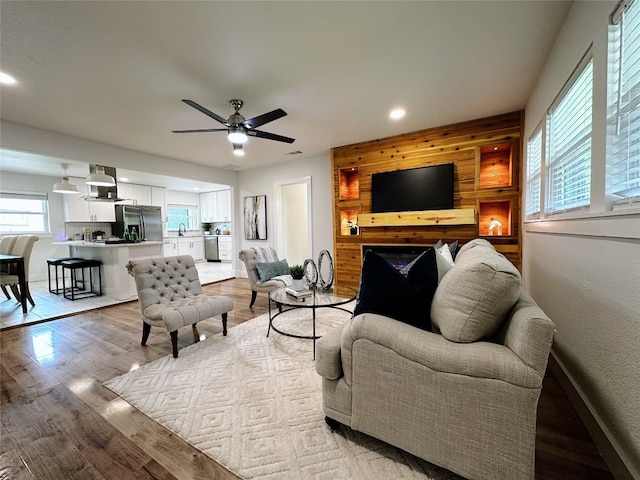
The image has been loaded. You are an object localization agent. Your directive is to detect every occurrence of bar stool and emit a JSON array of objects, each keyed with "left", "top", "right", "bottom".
[
  {"left": 61, "top": 259, "right": 102, "bottom": 300},
  {"left": 47, "top": 257, "right": 81, "bottom": 294}
]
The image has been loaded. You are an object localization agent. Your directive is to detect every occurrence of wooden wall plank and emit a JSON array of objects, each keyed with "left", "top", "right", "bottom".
[{"left": 332, "top": 111, "right": 523, "bottom": 291}]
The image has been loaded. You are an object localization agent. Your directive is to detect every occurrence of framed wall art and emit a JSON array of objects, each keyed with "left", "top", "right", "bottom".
[{"left": 243, "top": 195, "right": 267, "bottom": 240}]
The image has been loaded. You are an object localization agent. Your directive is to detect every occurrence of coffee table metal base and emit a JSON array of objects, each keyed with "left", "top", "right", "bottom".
[{"left": 267, "top": 288, "right": 354, "bottom": 359}]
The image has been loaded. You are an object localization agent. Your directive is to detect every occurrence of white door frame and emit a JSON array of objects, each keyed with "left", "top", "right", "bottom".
[{"left": 273, "top": 176, "right": 313, "bottom": 262}]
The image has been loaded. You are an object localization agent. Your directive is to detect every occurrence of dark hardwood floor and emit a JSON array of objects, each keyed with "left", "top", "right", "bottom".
[{"left": 1, "top": 278, "right": 613, "bottom": 479}]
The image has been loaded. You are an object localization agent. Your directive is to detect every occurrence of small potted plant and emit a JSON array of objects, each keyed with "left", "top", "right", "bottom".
[
  {"left": 289, "top": 264, "right": 305, "bottom": 290},
  {"left": 201, "top": 222, "right": 212, "bottom": 235}
]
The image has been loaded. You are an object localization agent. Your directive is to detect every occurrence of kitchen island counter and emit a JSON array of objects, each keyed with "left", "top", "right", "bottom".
[
  {"left": 55, "top": 241, "right": 164, "bottom": 247},
  {"left": 54, "top": 241, "right": 164, "bottom": 300}
]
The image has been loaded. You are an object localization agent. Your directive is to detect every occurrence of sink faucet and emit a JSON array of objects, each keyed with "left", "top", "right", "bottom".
[{"left": 178, "top": 223, "right": 186, "bottom": 236}]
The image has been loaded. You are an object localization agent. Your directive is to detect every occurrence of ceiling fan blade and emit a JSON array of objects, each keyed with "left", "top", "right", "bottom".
[
  {"left": 243, "top": 108, "right": 287, "bottom": 129},
  {"left": 181, "top": 99, "right": 229, "bottom": 125},
  {"left": 172, "top": 128, "right": 228, "bottom": 133},
  {"left": 248, "top": 129, "right": 295, "bottom": 144}
]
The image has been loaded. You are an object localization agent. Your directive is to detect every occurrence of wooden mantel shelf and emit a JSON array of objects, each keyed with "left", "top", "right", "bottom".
[{"left": 358, "top": 208, "right": 475, "bottom": 227}]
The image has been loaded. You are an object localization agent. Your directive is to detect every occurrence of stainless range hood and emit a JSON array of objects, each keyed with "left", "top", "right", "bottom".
[{"left": 84, "top": 165, "right": 125, "bottom": 202}]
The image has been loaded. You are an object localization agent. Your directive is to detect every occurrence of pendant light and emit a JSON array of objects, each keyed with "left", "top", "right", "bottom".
[
  {"left": 86, "top": 165, "right": 116, "bottom": 186},
  {"left": 52, "top": 163, "right": 79, "bottom": 194}
]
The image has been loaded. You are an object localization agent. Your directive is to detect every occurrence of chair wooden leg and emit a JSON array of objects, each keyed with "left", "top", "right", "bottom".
[
  {"left": 9, "top": 285, "right": 22, "bottom": 303},
  {"left": 170, "top": 330, "right": 179, "bottom": 358},
  {"left": 192, "top": 323, "right": 200, "bottom": 343},
  {"left": 221, "top": 312, "right": 228, "bottom": 336},
  {"left": 1, "top": 285, "right": 10, "bottom": 300},
  {"left": 249, "top": 290, "right": 257, "bottom": 307},
  {"left": 141, "top": 322, "right": 151, "bottom": 346},
  {"left": 24, "top": 283, "right": 35, "bottom": 306}
]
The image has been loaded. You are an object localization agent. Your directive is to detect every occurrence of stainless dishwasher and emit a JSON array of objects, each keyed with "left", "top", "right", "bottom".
[{"left": 204, "top": 235, "right": 220, "bottom": 262}]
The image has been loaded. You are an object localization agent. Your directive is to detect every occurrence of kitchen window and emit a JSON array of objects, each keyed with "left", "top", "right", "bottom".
[
  {"left": 0, "top": 191, "right": 51, "bottom": 234},
  {"left": 167, "top": 204, "right": 198, "bottom": 232}
]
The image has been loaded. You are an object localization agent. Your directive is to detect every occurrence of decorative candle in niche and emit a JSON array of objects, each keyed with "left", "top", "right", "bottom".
[{"left": 488, "top": 219, "right": 503, "bottom": 236}]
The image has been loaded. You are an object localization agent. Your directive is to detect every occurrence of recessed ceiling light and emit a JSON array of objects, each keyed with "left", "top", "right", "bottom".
[
  {"left": 0, "top": 71, "right": 17, "bottom": 85},
  {"left": 119, "top": 177, "right": 130, "bottom": 182},
  {"left": 389, "top": 108, "right": 405, "bottom": 120}
]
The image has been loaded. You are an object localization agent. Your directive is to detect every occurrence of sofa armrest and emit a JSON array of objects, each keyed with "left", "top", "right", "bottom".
[
  {"left": 315, "top": 321, "right": 348, "bottom": 380},
  {"left": 341, "top": 313, "right": 544, "bottom": 389}
]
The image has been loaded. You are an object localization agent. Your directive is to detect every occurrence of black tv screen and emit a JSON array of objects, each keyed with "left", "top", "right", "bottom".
[{"left": 371, "top": 163, "right": 454, "bottom": 213}]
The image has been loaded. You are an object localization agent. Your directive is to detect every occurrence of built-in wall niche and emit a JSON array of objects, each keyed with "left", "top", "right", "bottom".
[
  {"left": 477, "top": 143, "right": 513, "bottom": 189},
  {"left": 339, "top": 166, "right": 359, "bottom": 200},
  {"left": 339, "top": 209, "right": 359, "bottom": 236},
  {"left": 478, "top": 199, "right": 511, "bottom": 236}
]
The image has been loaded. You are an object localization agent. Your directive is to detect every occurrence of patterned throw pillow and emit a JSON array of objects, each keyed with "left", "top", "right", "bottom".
[
  {"left": 353, "top": 249, "right": 438, "bottom": 331},
  {"left": 256, "top": 259, "right": 290, "bottom": 282}
]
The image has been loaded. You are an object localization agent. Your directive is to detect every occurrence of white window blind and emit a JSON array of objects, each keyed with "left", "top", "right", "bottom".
[
  {"left": 607, "top": 0, "right": 640, "bottom": 205},
  {"left": 546, "top": 57, "right": 593, "bottom": 216},
  {"left": 526, "top": 128, "right": 543, "bottom": 219}
]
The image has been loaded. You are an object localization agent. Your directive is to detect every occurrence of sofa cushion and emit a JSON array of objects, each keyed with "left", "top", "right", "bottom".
[
  {"left": 431, "top": 241, "right": 521, "bottom": 342},
  {"left": 256, "top": 259, "right": 290, "bottom": 282},
  {"left": 353, "top": 249, "right": 438, "bottom": 331}
]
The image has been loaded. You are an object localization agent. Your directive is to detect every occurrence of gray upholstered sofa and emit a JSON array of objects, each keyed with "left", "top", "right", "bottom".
[
  {"left": 315, "top": 239, "right": 555, "bottom": 480},
  {"left": 127, "top": 255, "right": 233, "bottom": 358}
]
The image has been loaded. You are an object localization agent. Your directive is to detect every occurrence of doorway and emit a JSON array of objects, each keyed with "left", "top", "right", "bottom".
[{"left": 274, "top": 176, "right": 312, "bottom": 265}]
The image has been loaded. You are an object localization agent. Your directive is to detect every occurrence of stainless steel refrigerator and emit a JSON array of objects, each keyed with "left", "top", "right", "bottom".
[{"left": 113, "top": 205, "right": 162, "bottom": 241}]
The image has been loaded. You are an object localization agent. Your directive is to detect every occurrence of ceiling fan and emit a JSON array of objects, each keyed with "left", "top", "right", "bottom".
[{"left": 172, "top": 99, "right": 295, "bottom": 155}]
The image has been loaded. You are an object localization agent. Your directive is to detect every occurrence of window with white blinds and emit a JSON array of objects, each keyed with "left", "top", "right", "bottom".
[
  {"left": 607, "top": 0, "right": 640, "bottom": 206},
  {"left": 526, "top": 128, "right": 542, "bottom": 219},
  {"left": 545, "top": 57, "right": 593, "bottom": 216}
]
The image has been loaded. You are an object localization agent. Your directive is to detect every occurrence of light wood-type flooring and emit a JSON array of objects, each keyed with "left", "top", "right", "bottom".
[{"left": 1, "top": 278, "right": 614, "bottom": 479}]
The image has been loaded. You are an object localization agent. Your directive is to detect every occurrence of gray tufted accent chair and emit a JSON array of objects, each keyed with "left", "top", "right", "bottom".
[
  {"left": 127, "top": 255, "right": 233, "bottom": 358},
  {"left": 238, "top": 247, "right": 288, "bottom": 307}
]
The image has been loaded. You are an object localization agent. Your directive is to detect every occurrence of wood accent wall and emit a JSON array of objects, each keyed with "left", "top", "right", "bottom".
[{"left": 331, "top": 110, "right": 523, "bottom": 293}]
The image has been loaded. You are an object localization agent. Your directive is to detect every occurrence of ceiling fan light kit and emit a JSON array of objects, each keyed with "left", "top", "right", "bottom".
[
  {"left": 173, "top": 99, "right": 295, "bottom": 154},
  {"left": 86, "top": 165, "right": 116, "bottom": 186},
  {"left": 228, "top": 126, "right": 248, "bottom": 144},
  {"left": 53, "top": 163, "right": 79, "bottom": 194}
]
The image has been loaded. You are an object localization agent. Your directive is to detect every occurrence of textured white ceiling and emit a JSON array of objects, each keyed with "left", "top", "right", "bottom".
[{"left": 0, "top": 1, "right": 571, "bottom": 188}]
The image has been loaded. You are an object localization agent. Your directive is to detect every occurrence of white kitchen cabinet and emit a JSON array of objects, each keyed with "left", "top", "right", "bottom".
[
  {"left": 218, "top": 236, "right": 232, "bottom": 262},
  {"left": 163, "top": 238, "right": 177, "bottom": 257},
  {"left": 200, "top": 189, "right": 231, "bottom": 222},
  {"left": 200, "top": 192, "right": 214, "bottom": 222},
  {"left": 118, "top": 183, "right": 153, "bottom": 206},
  {"left": 63, "top": 177, "right": 115, "bottom": 222},
  {"left": 151, "top": 186, "right": 166, "bottom": 209},
  {"left": 178, "top": 236, "right": 204, "bottom": 262},
  {"left": 215, "top": 189, "right": 231, "bottom": 222},
  {"left": 134, "top": 184, "right": 151, "bottom": 205}
]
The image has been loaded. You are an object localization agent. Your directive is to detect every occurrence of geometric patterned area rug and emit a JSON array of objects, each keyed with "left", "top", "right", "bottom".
[{"left": 104, "top": 305, "right": 459, "bottom": 480}]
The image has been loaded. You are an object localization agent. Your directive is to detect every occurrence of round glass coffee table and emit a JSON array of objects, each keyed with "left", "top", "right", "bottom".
[{"left": 268, "top": 286, "right": 356, "bottom": 359}]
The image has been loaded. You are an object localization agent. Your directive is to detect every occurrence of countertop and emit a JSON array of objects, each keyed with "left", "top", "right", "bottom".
[{"left": 53, "top": 241, "right": 164, "bottom": 248}]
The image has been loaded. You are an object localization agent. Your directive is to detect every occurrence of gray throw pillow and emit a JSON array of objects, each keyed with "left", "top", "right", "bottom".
[
  {"left": 431, "top": 248, "right": 521, "bottom": 342},
  {"left": 256, "top": 259, "right": 290, "bottom": 282}
]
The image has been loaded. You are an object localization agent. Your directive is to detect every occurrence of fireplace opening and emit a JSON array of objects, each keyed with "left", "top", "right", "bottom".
[{"left": 362, "top": 245, "right": 432, "bottom": 271}]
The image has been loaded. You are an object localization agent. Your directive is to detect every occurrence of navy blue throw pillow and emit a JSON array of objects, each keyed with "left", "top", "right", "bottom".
[{"left": 353, "top": 249, "right": 438, "bottom": 331}]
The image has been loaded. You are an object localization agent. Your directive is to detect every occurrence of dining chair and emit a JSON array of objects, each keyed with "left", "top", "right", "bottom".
[
  {"left": 0, "top": 235, "right": 18, "bottom": 299},
  {"left": 0, "top": 235, "right": 39, "bottom": 306}
]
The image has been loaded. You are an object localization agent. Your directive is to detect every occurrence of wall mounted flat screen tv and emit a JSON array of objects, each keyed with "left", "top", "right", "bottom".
[{"left": 371, "top": 163, "right": 454, "bottom": 213}]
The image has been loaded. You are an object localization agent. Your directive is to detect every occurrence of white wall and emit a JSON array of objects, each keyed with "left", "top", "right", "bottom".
[
  {"left": 236, "top": 154, "right": 333, "bottom": 276},
  {"left": 523, "top": 1, "right": 640, "bottom": 476},
  {"left": 1, "top": 121, "right": 238, "bottom": 188}
]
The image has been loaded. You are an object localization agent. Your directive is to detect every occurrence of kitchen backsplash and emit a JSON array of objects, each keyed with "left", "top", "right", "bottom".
[{"left": 65, "top": 222, "right": 113, "bottom": 241}]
